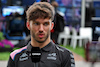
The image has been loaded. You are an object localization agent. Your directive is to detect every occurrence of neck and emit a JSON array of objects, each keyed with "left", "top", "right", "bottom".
[{"left": 31, "top": 36, "right": 51, "bottom": 48}]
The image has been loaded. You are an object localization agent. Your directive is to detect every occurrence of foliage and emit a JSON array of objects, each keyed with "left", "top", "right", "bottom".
[
  {"left": 0, "top": 47, "right": 20, "bottom": 60},
  {"left": 0, "top": 52, "right": 11, "bottom": 60},
  {"left": 60, "top": 45, "right": 85, "bottom": 58},
  {"left": 0, "top": 32, "right": 5, "bottom": 41}
]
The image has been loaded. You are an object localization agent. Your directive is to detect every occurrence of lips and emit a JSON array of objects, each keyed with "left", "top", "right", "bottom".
[{"left": 38, "top": 34, "right": 44, "bottom": 38}]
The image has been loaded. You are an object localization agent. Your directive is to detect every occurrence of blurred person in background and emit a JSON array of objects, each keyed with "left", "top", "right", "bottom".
[
  {"left": 7, "top": 2, "right": 75, "bottom": 67},
  {"left": 51, "top": 1, "right": 65, "bottom": 44}
]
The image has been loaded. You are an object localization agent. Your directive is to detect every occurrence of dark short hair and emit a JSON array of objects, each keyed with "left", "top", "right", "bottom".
[{"left": 26, "top": 2, "right": 55, "bottom": 21}]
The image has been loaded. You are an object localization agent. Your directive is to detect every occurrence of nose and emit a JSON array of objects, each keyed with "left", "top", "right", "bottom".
[{"left": 39, "top": 24, "right": 44, "bottom": 32}]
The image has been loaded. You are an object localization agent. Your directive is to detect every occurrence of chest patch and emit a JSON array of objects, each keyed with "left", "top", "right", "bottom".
[
  {"left": 19, "top": 53, "right": 28, "bottom": 61},
  {"left": 47, "top": 53, "right": 57, "bottom": 60}
]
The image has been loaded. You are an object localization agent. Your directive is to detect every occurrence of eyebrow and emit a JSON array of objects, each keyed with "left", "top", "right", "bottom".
[{"left": 34, "top": 19, "right": 51, "bottom": 23}]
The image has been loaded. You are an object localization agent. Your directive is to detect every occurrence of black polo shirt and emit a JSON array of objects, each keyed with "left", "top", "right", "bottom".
[{"left": 7, "top": 41, "right": 75, "bottom": 67}]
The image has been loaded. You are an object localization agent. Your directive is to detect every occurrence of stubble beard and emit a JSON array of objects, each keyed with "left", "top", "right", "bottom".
[{"left": 31, "top": 31, "right": 49, "bottom": 43}]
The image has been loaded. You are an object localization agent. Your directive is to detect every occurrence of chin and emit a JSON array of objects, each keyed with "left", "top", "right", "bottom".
[{"left": 37, "top": 40, "right": 45, "bottom": 43}]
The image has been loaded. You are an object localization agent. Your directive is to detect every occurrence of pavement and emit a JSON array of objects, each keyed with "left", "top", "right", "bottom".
[
  {"left": 73, "top": 53, "right": 100, "bottom": 67},
  {"left": 0, "top": 61, "right": 7, "bottom": 67}
]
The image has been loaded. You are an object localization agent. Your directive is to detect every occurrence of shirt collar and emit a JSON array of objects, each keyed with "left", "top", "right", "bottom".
[
  {"left": 26, "top": 41, "right": 32, "bottom": 52},
  {"left": 26, "top": 40, "right": 54, "bottom": 52},
  {"left": 41, "top": 41, "right": 54, "bottom": 52}
]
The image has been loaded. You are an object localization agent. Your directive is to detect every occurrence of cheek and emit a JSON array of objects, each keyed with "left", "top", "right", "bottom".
[
  {"left": 31, "top": 27, "right": 38, "bottom": 32},
  {"left": 45, "top": 26, "right": 51, "bottom": 31}
]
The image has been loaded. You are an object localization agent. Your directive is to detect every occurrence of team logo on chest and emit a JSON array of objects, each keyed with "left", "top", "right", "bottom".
[
  {"left": 47, "top": 53, "right": 57, "bottom": 60},
  {"left": 19, "top": 53, "right": 28, "bottom": 61}
]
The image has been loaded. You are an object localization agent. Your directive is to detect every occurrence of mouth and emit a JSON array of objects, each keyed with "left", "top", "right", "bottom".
[{"left": 38, "top": 34, "right": 44, "bottom": 38}]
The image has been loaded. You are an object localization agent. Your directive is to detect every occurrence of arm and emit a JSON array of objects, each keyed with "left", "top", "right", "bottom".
[
  {"left": 62, "top": 51, "right": 75, "bottom": 67},
  {"left": 7, "top": 56, "right": 15, "bottom": 67}
]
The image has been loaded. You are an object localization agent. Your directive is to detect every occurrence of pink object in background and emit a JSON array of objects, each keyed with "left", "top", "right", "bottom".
[
  {"left": 0, "top": 42, "right": 4, "bottom": 47},
  {"left": 1, "top": 39, "right": 14, "bottom": 48}
]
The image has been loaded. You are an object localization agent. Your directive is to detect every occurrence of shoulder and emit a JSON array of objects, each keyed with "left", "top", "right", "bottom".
[
  {"left": 55, "top": 45, "right": 75, "bottom": 66},
  {"left": 10, "top": 46, "right": 27, "bottom": 61},
  {"left": 55, "top": 45, "right": 74, "bottom": 58},
  {"left": 55, "top": 45, "right": 71, "bottom": 53}
]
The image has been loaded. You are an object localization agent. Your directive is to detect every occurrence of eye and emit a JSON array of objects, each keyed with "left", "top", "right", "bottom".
[
  {"left": 44, "top": 22, "right": 49, "bottom": 26},
  {"left": 34, "top": 22, "right": 39, "bottom": 25}
]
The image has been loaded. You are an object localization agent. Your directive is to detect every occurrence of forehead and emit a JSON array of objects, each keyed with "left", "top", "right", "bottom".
[{"left": 34, "top": 18, "right": 51, "bottom": 23}]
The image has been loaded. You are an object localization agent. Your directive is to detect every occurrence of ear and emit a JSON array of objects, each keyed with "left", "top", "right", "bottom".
[
  {"left": 51, "top": 22, "right": 54, "bottom": 30},
  {"left": 26, "top": 21, "right": 30, "bottom": 30}
]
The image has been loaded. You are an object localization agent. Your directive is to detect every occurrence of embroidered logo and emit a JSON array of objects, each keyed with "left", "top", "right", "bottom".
[
  {"left": 47, "top": 53, "right": 56, "bottom": 60},
  {"left": 19, "top": 53, "right": 28, "bottom": 61}
]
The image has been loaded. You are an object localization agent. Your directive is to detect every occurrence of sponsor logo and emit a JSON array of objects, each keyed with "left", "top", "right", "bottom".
[
  {"left": 32, "top": 53, "right": 41, "bottom": 56},
  {"left": 19, "top": 53, "right": 28, "bottom": 61},
  {"left": 47, "top": 53, "right": 56, "bottom": 60}
]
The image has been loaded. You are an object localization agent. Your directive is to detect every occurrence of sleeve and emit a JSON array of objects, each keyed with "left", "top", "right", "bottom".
[
  {"left": 7, "top": 56, "right": 15, "bottom": 67},
  {"left": 62, "top": 51, "right": 75, "bottom": 67}
]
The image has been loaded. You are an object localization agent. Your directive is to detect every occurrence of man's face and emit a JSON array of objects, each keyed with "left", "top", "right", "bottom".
[{"left": 27, "top": 18, "right": 54, "bottom": 43}]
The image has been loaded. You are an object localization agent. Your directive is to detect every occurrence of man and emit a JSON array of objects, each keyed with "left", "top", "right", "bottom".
[{"left": 7, "top": 2, "right": 75, "bottom": 67}]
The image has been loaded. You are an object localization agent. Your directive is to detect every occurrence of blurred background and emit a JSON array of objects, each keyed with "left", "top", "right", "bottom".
[{"left": 0, "top": 0, "right": 100, "bottom": 67}]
